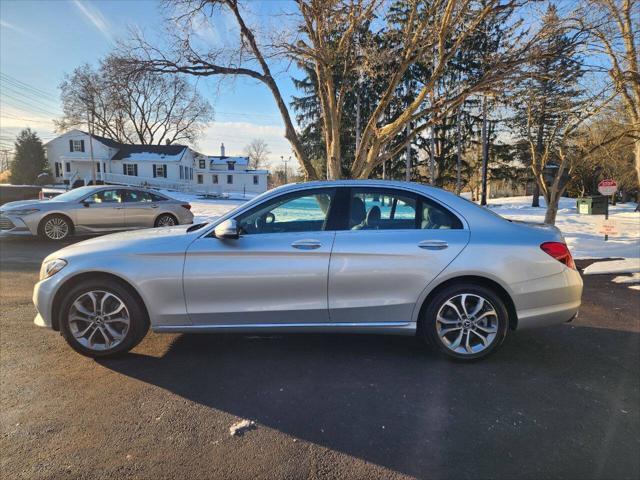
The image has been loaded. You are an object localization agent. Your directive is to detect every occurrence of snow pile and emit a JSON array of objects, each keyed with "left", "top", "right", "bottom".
[
  {"left": 159, "top": 189, "right": 249, "bottom": 223},
  {"left": 583, "top": 258, "right": 640, "bottom": 275},
  {"left": 488, "top": 196, "right": 640, "bottom": 260}
]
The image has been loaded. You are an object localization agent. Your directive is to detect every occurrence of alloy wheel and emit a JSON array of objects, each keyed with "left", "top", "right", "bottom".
[
  {"left": 435, "top": 293, "right": 499, "bottom": 355},
  {"left": 67, "top": 290, "right": 130, "bottom": 351},
  {"left": 157, "top": 215, "right": 176, "bottom": 227},
  {"left": 44, "top": 217, "right": 69, "bottom": 240}
]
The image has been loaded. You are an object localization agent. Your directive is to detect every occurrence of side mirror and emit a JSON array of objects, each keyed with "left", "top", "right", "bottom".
[
  {"left": 82, "top": 201, "right": 90, "bottom": 208},
  {"left": 214, "top": 219, "right": 239, "bottom": 240}
]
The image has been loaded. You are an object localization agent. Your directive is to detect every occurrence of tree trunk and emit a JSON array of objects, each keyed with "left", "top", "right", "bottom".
[
  {"left": 544, "top": 193, "right": 559, "bottom": 224},
  {"left": 532, "top": 181, "right": 540, "bottom": 207}
]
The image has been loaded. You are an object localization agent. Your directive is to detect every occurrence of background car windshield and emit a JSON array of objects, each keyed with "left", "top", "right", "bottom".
[{"left": 238, "top": 191, "right": 333, "bottom": 234}]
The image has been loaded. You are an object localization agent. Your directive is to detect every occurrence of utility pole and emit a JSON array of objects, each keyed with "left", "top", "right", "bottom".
[
  {"left": 429, "top": 126, "right": 435, "bottom": 185},
  {"left": 456, "top": 109, "right": 462, "bottom": 195},
  {"left": 405, "top": 123, "right": 411, "bottom": 182},
  {"left": 282, "top": 155, "right": 290, "bottom": 184},
  {"left": 480, "top": 96, "right": 489, "bottom": 206},
  {"left": 87, "top": 108, "right": 96, "bottom": 185}
]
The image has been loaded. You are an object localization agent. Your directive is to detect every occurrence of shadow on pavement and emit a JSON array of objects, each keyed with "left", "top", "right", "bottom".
[{"left": 100, "top": 325, "right": 639, "bottom": 479}]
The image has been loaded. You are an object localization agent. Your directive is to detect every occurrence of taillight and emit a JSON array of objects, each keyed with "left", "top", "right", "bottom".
[
  {"left": 181, "top": 204, "right": 192, "bottom": 210},
  {"left": 540, "top": 242, "right": 576, "bottom": 270}
]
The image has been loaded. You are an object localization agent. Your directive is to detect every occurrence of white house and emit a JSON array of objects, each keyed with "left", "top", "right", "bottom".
[
  {"left": 45, "top": 131, "right": 268, "bottom": 195},
  {"left": 192, "top": 143, "right": 268, "bottom": 195}
]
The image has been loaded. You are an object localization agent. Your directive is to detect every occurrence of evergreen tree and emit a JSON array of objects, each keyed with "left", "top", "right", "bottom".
[
  {"left": 9, "top": 129, "right": 48, "bottom": 185},
  {"left": 512, "top": 5, "right": 584, "bottom": 207}
]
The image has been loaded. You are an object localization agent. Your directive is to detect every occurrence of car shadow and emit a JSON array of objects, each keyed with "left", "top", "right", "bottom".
[{"left": 99, "top": 326, "right": 640, "bottom": 479}]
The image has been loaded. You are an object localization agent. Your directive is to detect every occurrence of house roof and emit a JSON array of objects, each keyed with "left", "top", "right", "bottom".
[
  {"left": 112, "top": 144, "right": 187, "bottom": 162},
  {"left": 208, "top": 156, "right": 249, "bottom": 166}
]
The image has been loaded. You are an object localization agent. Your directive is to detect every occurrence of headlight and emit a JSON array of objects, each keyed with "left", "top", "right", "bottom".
[
  {"left": 40, "top": 259, "right": 67, "bottom": 280},
  {"left": 10, "top": 208, "right": 40, "bottom": 216}
]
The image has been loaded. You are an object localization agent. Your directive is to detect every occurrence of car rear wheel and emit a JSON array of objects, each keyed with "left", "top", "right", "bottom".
[
  {"left": 422, "top": 283, "right": 509, "bottom": 361},
  {"left": 39, "top": 214, "right": 72, "bottom": 241},
  {"left": 59, "top": 279, "right": 149, "bottom": 358},
  {"left": 154, "top": 213, "right": 177, "bottom": 227}
]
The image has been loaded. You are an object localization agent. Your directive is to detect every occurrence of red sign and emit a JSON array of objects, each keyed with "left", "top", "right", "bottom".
[{"left": 598, "top": 179, "right": 617, "bottom": 196}]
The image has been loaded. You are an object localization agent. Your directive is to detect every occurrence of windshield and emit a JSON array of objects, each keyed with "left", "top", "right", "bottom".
[{"left": 51, "top": 187, "right": 99, "bottom": 202}]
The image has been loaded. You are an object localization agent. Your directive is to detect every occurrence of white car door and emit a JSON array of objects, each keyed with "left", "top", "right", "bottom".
[
  {"left": 328, "top": 187, "right": 470, "bottom": 325},
  {"left": 183, "top": 188, "right": 338, "bottom": 327}
]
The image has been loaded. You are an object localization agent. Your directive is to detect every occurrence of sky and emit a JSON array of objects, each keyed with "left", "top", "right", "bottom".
[{"left": 0, "top": 0, "right": 301, "bottom": 170}]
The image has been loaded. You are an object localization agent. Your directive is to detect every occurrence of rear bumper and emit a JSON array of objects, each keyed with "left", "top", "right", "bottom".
[{"left": 512, "top": 267, "right": 583, "bottom": 329}]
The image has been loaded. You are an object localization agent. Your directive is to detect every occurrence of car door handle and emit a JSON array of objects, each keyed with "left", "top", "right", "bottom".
[
  {"left": 418, "top": 240, "right": 448, "bottom": 250},
  {"left": 291, "top": 240, "right": 322, "bottom": 250},
  {"left": 115, "top": 206, "right": 125, "bottom": 210},
  {"left": 150, "top": 204, "right": 159, "bottom": 208}
]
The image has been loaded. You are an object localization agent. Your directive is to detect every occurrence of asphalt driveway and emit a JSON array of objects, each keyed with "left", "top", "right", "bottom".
[{"left": 1, "top": 236, "right": 638, "bottom": 479}]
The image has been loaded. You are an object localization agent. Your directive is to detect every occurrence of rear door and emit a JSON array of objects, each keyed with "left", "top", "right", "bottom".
[
  {"left": 122, "top": 190, "right": 160, "bottom": 228},
  {"left": 74, "top": 188, "right": 125, "bottom": 231},
  {"left": 328, "top": 187, "right": 470, "bottom": 324}
]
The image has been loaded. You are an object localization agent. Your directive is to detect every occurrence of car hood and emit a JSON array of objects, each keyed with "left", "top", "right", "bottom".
[
  {"left": 2, "top": 199, "right": 66, "bottom": 211},
  {"left": 45, "top": 225, "right": 198, "bottom": 262}
]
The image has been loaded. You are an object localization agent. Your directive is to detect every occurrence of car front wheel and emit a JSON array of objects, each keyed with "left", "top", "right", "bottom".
[
  {"left": 59, "top": 278, "right": 149, "bottom": 358},
  {"left": 422, "top": 283, "right": 509, "bottom": 361},
  {"left": 39, "top": 214, "right": 72, "bottom": 241}
]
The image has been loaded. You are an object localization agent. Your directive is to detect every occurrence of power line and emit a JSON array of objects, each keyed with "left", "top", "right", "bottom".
[
  {"left": 0, "top": 73, "right": 58, "bottom": 99},
  {"left": 0, "top": 92, "right": 60, "bottom": 117},
  {"left": 0, "top": 82, "right": 61, "bottom": 110}
]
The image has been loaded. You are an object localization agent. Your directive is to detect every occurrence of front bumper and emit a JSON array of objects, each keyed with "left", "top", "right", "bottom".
[
  {"left": 0, "top": 214, "right": 34, "bottom": 236},
  {"left": 32, "top": 276, "right": 58, "bottom": 329},
  {"left": 513, "top": 267, "right": 583, "bottom": 329}
]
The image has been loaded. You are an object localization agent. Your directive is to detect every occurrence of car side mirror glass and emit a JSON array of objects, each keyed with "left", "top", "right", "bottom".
[
  {"left": 214, "top": 219, "right": 239, "bottom": 240},
  {"left": 81, "top": 200, "right": 91, "bottom": 207}
]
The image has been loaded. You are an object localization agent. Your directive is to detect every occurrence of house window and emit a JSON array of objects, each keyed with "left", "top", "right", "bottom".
[
  {"left": 253, "top": 175, "right": 259, "bottom": 185},
  {"left": 199, "top": 159, "right": 206, "bottom": 169},
  {"left": 197, "top": 174, "right": 203, "bottom": 184},
  {"left": 227, "top": 162, "right": 235, "bottom": 171},
  {"left": 190, "top": 168, "right": 193, "bottom": 180},
  {"left": 70, "top": 139, "right": 84, "bottom": 152},
  {"left": 180, "top": 165, "right": 184, "bottom": 180},
  {"left": 65, "top": 162, "right": 70, "bottom": 172},
  {"left": 212, "top": 174, "right": 218, "bottom": 184},
  {"left": 227, "top": 174, "right": 233, "bottom": 184},
  {"left": 153, "top": 164, "right": 167, "bottom": 178},
  {"left": 96, "top": 163, "right": 100, "bottom": 173},
  {"left": 123, "top": 163, "right": 138, "bottom": 176}
]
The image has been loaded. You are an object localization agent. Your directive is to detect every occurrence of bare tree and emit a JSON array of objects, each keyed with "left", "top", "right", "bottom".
[
  {"left": 121, "top": 0, "right": 319, "bottom": 179},
  {"left": 244, "top": 138, "right": 271, "bottom": 169},
  {"left": 578, "top": 0, "right": 640, "bottom": 196},
  {"left": 56, "top": 56, "right": 213, "bottom": 145}
]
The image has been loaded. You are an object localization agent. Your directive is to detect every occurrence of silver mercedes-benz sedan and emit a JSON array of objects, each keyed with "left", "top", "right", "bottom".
[
  {"left": 1, "top": 185, "right": 193, "bottom": 241},
  {"left": 32, "top": 180, "right": 582, "bottom": 361}
]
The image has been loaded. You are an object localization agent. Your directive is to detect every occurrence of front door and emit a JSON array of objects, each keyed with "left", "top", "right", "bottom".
[
  {"left": 328, "top": 187, "right": 470, "bottom": 324},
  {"left": 74, "top": 188, "right": 125, "bottom": 231},
  {"left": 183, "top": 188, "right": 337, "bottom": 327}
]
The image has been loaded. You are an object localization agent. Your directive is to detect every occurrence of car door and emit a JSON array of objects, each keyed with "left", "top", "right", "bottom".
[
  {"left": 328, "top": 187, "right": 470, "bottom": 325},
  {"left": 74, "top": 188, "right": 125, "bottom": 231},
  {"left": 122, "top": 190, "right": 159, "bottom": 228},
  {"left": 183, "top": 187, "right": 338, "bottom": 327}
]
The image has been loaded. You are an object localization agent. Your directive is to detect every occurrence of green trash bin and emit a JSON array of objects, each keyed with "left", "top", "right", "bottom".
[{"left": 576, "top": 196, "right": 608, "bottom": 215}]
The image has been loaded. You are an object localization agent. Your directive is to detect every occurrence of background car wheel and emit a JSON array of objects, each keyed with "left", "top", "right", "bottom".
[
  {"left": 421, "top": 283, "right": 509, "bottom": 361},
  {"left": 154, "top": 213, "right": 177, "bottom": 227},
  {"left": 38, "top": 214, "right": 72, "bottom": 241},
  {"left": 59, "top": 278, "right": 149, "bottom": 358}
]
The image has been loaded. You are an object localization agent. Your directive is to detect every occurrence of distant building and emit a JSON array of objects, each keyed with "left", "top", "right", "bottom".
[{"left": 45, "top": 130, "right": 268, "bottom": 195}]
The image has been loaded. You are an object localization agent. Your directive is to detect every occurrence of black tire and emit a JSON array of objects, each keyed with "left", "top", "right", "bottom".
[
  {"left": 58, "top": 278, "right": 149, "bottom": 358},
  {"left": 421, "top": 283, "right": 509, "bottom": 361},
  {"left": 154, "top": 213, "right": 177, "bottom": 228},
  {"left": 38, "top": 214, "right": 73, "bottom": 241}
]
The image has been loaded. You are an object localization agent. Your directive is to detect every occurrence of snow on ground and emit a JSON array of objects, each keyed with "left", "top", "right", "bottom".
[
  {"left": 487, "top": 196, "right": 640, "bottom": 260},
  {"left": 159, "top": 189, "right": 252, "bottom": 223},
  {"left": 583, "top": 258, "right": 640, "bottom": 275}
]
